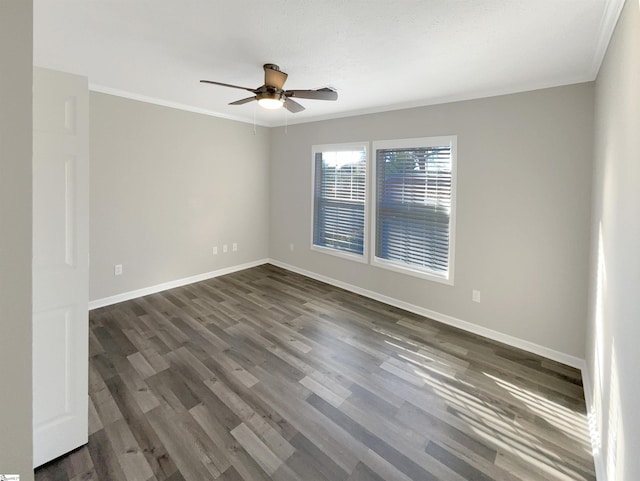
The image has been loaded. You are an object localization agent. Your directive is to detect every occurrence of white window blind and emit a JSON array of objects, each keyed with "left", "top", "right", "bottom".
[
  {"left": 373, "top": 137, "right": 456, "bottom": 282},
  {"left": 312, "top": 146, "right": 367, "bottom": 258}
]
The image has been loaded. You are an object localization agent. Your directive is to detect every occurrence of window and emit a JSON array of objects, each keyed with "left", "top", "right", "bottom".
[
  {"left": 372, "top": 136, "right": 457, "bottom": 283},
  {"left": 312, "top": 143, "right": 367, "bottom": 260}
]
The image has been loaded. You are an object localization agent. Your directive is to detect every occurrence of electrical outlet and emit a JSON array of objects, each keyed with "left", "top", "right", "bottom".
[
  {"left": 223, "top": 244, "right": 228, "bottom": 253},
  {"left": 289, "top": 243, "right": 294, "bottom": 252},
  {"left": 114, "top": 264, "right": 123, "bottom": 276},
  {"left": 232, "top": 242, "right": 238, "bottom": 252},
  {"left": 212, "top": 246, "right": 218, "bottom": 255},
  {"left": 472, "top": 290, "right": 481, "bottom": 303}
]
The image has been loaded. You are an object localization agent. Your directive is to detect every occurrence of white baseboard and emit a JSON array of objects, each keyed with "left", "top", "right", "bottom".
[
  {"left": 88, "top": 258, "right": 270, "bottom": 310},
  {"left": 581, "top": 365, "right": 606, "bottom": 481},
  {"left": 90, "top": 256, "right": 585, "bottom": 369},
  {"left": 89, "top": 257, "right": 598, "bottom": 474},
  {"left": 269, "top": 259, "right": 586, "bottom": 369}
]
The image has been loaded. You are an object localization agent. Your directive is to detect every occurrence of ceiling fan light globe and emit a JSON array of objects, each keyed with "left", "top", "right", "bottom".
[{"left": 257, "top": 97, "right": 284, "bottom": 109}]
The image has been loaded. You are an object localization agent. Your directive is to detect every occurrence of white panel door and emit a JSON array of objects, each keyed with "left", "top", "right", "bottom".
[{"left": 32, "top": 67, "right": 89, "bottom": 467}]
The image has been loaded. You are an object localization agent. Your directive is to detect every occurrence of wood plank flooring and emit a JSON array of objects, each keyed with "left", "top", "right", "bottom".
[{"left": 35, "top": 264, "right": 596, "bottom": 481}]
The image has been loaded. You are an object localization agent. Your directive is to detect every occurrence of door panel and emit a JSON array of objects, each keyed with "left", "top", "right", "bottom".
[
  {"left": 33, "top": 67, "right": 89, "bottom": 468},
  {"left": 33, "top": 307, "right": 73, "bottom": 424},
  {"left": 33, "top": 145, "right": 77, "bottom": 269}
]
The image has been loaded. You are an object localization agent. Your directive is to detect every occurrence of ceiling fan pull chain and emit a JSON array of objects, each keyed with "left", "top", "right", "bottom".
[{"left": 253, "top": 102, "right": 257, "bottom": 135}]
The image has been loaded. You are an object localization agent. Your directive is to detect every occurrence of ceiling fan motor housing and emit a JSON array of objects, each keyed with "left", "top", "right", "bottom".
[{"left": 256, "top": 90, "right": 285, "bottom": 102}]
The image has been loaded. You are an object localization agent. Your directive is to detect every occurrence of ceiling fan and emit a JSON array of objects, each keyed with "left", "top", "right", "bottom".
[{"left": 200, "top": 63, "right": 337, "bottom": 113}]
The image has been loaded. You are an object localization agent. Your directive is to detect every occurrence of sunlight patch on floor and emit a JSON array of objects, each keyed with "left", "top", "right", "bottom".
[{"left": 483, "top": 372, "right": 591, "bottom": 449}]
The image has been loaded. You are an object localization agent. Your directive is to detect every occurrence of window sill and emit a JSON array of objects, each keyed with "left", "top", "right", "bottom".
[
  {"left": 311, "top": 244, "right": 368, "bottom": 264},
  {"left": 371, "top": 256, "right": 454, "bottom": 285}
]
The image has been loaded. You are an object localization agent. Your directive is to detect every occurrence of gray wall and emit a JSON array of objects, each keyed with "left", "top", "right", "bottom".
[
  {"left": 0, "top": 1, "right": 34, "bottom": 479},
  {"left": 89, "top": 93, "right": 270, "bottom": 301},
  {"left": 587, "top": 0, "right": 640, "bottom": 479},
  {"left": 270, "top": 84, "right": 594, "bottom": 359}
]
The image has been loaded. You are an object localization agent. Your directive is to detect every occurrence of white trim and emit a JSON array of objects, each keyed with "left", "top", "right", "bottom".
[
  {"left": 89, "top": 77, "right": 598, "bottom": 130},
  {"left": 371, "top": 136, "right": 457, "bottom": 285},
  {"left": 581, "top": 364, "right": 607, "bottom": 481},
  {"left": 268, "top": 259, "right": 585, "bottom": 369},
  {"left": 89, "top": 255, "right": 587, "bottom": 369},
  {"left": 310, "top": 142, "right": 369, "bottom": 262},
  {"left": 88, "top": 259, "right": 269, "bottom": 310},
  {"left": 370, "top": 257, "right": 453, "bottom": 285},
  {"left": 89, "top": 84, "right": 271, "bottom": 127},
  {"left": 273, "top": 74, "right": 593, "bottom": 128},
  {"left": 590, "top": 0, "right": 626, "bottom": 78},
  {"left": 310, "top": 244, "right": 368, "bottom": 264},
  {"left": 90, "top": 76, "right": 600, "bottom": 130},
  {"left": 311, "top": 142, "right": 369, "bottom": 153}
]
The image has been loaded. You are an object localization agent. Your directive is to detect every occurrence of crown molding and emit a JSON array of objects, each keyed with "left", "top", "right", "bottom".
[{"left": 590, "top": 0, "right": 626, "bottom": 78}]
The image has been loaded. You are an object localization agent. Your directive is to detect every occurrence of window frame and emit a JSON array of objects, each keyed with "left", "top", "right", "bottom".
[
  {"left": 371, "top": 136, "right": 457, "bottom": 285},
  {"left": 310, "top": 142, "right": 369, "bottom": 263}
]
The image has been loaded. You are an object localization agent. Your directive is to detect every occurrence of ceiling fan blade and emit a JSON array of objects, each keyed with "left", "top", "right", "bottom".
[
  {"left": 264, "top": 65, "right": 288, "bottom": 89},
  {"left": 285, "top": 87, "right": 338, "bottom": 101},
  {"left": 200, "top": 80, "right": 256, "bottom": 93},
  {"left": 283, "top": 97, "right": 305, "bottom": 113},
  {"left": 229, "top": 96, "right": 256, "bottom": 106}
]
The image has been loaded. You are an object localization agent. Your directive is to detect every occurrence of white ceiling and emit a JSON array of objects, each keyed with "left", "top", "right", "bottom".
[{"left": 34, "top": 0, "right": 623, "bottom": 127}]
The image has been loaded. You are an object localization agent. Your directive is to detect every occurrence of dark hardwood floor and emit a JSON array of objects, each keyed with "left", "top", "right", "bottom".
[{"left": 35, "top": 264, "right": 596, "bottom": 481}]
